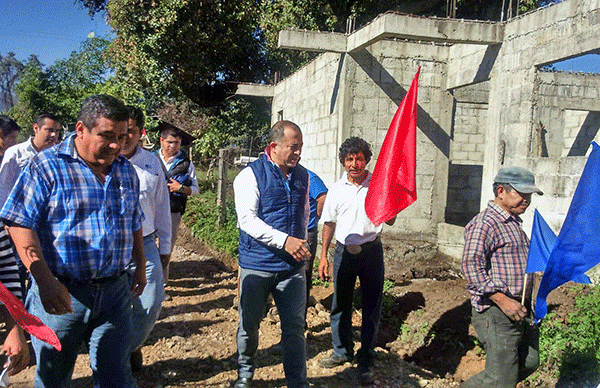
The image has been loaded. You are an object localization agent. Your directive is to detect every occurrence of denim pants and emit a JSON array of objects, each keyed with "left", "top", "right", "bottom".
[
  {"left": 129, "top": 233, "right": 165, "bottom": 351},
  {"left": 461, "top": 306, "right": 539, "bottom": 388},
  {"left": 236, "top": 266, "right": 309, "bottom": 388},
  {"left": 330, "top": 239, "right": 384, "bottom": 366},
  {"left": 304, "top": 227, "right": 319, "bottom": 325},
  {"left": 27, "top": 273, "right": 137, "bottom": 388}
]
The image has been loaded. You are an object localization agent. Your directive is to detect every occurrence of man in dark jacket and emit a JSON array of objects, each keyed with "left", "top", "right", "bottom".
[{"left": 232, "top": 120, "right": 311, "bottom": 388}]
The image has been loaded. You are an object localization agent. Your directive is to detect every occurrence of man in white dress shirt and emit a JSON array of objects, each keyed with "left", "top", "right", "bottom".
[
  {"left": 0, "top": 113, "right": 61, "bottom": 205},
  {"left": 122, "top": 106, "right": 172, "bottom": 371},
  {"left": 0, "top": 113, "right": 61, "bottom": 296},
  {"left": 318, "top": 136, "right": 395, "bottom": 386}
]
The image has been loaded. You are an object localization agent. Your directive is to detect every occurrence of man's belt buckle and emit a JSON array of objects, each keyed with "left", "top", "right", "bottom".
[{"left": 346, "top": 244, "right": 362, "bottom": 255}]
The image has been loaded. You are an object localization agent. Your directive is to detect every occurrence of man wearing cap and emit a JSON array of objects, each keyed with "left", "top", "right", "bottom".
[{"left": 461, "top": 166, "right": 542, "bottom": 388}]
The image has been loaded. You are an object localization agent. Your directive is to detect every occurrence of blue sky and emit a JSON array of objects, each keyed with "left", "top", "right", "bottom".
[{"left": 0, "top": 0, "right": 110, "bottom": 66}]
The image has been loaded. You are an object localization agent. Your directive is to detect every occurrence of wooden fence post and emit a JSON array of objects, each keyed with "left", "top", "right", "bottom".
[{"left": 216, "top": 148, "right": 228, "bottom": 227}]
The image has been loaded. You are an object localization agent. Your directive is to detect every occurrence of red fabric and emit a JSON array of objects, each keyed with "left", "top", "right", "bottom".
[
  {"left": 0, "top": 281, "right": 61, "bottom": 351},
  {"left": 365, "top": 67, "right": 420, "bottom": 225}
]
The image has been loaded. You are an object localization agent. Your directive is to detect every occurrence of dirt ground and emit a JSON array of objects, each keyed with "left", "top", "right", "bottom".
[{"left": 5, "top": 226, "right": 590, "bottom": 387}]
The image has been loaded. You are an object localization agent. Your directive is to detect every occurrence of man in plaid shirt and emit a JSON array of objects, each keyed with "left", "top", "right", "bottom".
[
  {"left": 461, "top": 166, "right": 542, "bottom": 388},
  {"left": 0, "top": 94, "right": 146, "bottom": 388}
]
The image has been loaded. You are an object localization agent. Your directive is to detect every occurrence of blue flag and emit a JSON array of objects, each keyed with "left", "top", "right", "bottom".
[
  {"left": 535, "top": 142, "right": 600, "bottom": 321},
  {"left": 527, "top": 209, "right": 557, "bottom": 273},
  {"left": 527, "top": 209, "right": 590, "bottom": 279}
]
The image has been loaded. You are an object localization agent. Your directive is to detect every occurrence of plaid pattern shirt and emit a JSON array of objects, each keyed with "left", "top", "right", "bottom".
[
  {"left": 0, "top": 134, "right": 143, "bottom": 281},
  {"left": 462, "top": 201, "right": 529, "bottom": 312}
]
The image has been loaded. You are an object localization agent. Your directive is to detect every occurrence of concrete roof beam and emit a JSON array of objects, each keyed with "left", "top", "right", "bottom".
[
  {"left": 278, "top": 13, "right": 504, "bottom": 53},
  {"left": 278, "top": 30, "right": 347, "bottom": 53},
  {"left": 235, "top": 83, "right": 274, "bottom": 98}
]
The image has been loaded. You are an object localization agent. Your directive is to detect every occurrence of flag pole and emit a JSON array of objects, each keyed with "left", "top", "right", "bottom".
[{"left": 521, "top": 273, "right": 528, "bottom": 307}]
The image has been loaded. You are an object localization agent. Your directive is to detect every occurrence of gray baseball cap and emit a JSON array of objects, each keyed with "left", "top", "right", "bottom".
[{"left": 494, "top": 167, "right": 543, "bottom": 195}]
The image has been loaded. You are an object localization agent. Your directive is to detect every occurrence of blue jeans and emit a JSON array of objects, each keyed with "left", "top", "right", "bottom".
[
  {"left": 236, "top": 266, "right": 309, "bottom": 388},
  {"left": 27, "top": 273, "right": 137, "bottom": 388},
  {"left": 129, "top": 233, "right": 165, "bottom": 351},
  {"left": 330, "top": 239, "right": 384, "bottom": 366},
  {"left": 461, "top": 306, "right": 539, "bottom": 388}
]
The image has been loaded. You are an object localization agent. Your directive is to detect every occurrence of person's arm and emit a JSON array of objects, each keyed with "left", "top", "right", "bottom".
[
  {"left": 130, "top": 228, "right": 147, "bottom": 297},
  {"left": 6, "top": 225, "right": 72, "bottom": 315},
  {"left": 385, "top": 216, "right": 396, "bottom": 226},
  {"left": 318, "top": 222, "right": 336, "bottom": 281},
  {"left": 0, "top": 150, "right": 20, "bottom": 206},
  {"left": 461, "top": 220, "right": 526, "bottom": 321},
  {"left": 315, "top": 193, "right": 327, "bottom": 218},
  {"left": 0, "top": 306, "right": 29, "bottom": 375},
  {"left": 187, "top": 160, "right": 199, "bottom": 196}
]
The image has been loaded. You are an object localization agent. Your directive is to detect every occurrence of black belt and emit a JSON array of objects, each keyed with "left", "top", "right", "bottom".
[
  {"left": 56, "top": 270, "right": 127, "bottom": 285},
  {"left": 338, "top": 236, "right": 381, "bottom": 255}
]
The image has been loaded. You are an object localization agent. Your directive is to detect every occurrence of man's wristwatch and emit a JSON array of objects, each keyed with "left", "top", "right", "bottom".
[{"left": 178, "top": 185, "right": 185, "bottom": 194}]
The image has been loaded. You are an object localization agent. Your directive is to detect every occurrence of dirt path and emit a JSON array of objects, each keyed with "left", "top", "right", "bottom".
[{"left": 7, "top": 226, "right": 578, "bottom": 387}]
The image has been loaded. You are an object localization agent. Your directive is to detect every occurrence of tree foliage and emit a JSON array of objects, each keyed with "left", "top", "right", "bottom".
[
  {"left": 0, "top": 52, "right": 25, "bottom": 112},
  {"left": 9, "top": 37, "right": 115, "bottom": 130}
]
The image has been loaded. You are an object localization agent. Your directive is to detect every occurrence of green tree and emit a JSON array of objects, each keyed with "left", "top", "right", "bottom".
[{"left": 0, "top": 52, "right": 25, "bottom": 112}]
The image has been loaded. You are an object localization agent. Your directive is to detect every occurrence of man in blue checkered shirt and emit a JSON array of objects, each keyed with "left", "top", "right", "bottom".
[{"left": 0, "top": 94, "right": 146, "bottom": 388}]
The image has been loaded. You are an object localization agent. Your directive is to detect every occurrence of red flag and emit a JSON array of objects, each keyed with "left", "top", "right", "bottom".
[
  {"left": 0, "top": 282, "right": 61, "bottom": 351},
  {"left": 365, "top": 67, "right": 420, "bottom": 225}
]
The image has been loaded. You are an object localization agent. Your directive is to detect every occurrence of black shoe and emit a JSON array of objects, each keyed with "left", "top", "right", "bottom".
[
  {"left": 130, "top": 348, "right": 143, "bottom": 372},
  {"left": 318, "top": 352, "right": 352, "bottom": 368},
  {"left": 358, "top": 364, "right": 374, "bottom": 386},
  {"left": 232, "top": 377, "right": 251, "bottom": 388}
]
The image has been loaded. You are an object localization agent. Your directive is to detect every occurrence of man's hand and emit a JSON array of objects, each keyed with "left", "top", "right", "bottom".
[
  {"left": 130, "top": 265, "right": 147, "bottom": 297},
  {"left": 167, "top": 178, "right": 185, "bottom": 194},
  {"left": 3, "top": 326, "right": 29, "bottom": 375},
  {"left": 490, "top": 292, "right": 527, "bottom": 321},
  {"left": 37, "top": 277, "right": 72, "bottom": 315},
  {"left": 318, "top": 254, "right": 330, "bottom": 281},
  {"left": 284, "top": 236, "right": 311, "bottom": 262}
]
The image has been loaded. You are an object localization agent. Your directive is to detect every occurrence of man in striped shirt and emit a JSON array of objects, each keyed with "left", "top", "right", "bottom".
[{"left": 461, "top": 167, "right": 543, "bottom": 388}]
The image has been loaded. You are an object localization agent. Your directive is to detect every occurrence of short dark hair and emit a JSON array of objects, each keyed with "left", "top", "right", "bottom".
[
  {"left": 126, "top": 105, "right": 145, "bottom": 128},
  {"left": 78, "top": 94, "right": 128, "bottom": 130},
  {"left": 493, "top": 182, "right": 513, "bottom": 197},
  {"left": 339, "top": 136, "right": 372, "bottom": 164},
  {"left": 270, "top": 120, "right": 301, "bottom": 143},
  {"left": 158, "top": 122, "right": 184, "bottom": 140},
  {"left": 34, "top": 113, "right": 60, "bottom": 127},
  {"left": 0, "top": 115, "right": 21, "bottom": 138}
]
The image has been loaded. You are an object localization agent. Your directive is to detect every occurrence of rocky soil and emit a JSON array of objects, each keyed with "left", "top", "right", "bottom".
[{"left": 4, "top": 225, "right": 590, "bottom": 387}]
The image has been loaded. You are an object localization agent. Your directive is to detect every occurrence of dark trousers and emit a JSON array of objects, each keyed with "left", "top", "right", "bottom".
[
  {"left": 304, "top": 227, "right": 318, "bottom": 327},
  {"left": 461, "top": 305, "right": 539, "bottom": 388},
  {"left": 330, "top": 239, "right": 384, "bottom": 366}
]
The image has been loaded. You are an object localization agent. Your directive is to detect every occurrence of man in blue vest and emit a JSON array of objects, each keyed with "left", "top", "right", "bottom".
[{"left": 232, "top": 120, "right": 311, "bottom": 388}]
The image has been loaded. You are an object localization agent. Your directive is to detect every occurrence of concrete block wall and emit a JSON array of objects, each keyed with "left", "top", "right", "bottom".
[
  {"left": 271, "top": 52, "right": 344, "bottom": 185},
  {"left": 344, "top": 40, "right": 453, "bottom": 235}
]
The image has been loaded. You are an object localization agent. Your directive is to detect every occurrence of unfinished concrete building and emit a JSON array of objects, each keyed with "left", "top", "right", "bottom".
[{"left": 237, "top": 0, "right": 600, "bottom": 264}]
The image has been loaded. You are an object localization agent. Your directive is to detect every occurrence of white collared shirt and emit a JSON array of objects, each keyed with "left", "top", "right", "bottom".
[
  {"left": 0, "top": 137, "right": 40, "bottom": 206},
  {"left": 158, "top": 149, "right": 200, "bottom": 196},
  {"left": 233, "top": 163, "right": 310, "bottom": 249},
  {"left": 320, "top": 170, "right": 383, "bottom": 246},
  {"left": 129, "top": 145, "right": 172, "bottom": 254}
]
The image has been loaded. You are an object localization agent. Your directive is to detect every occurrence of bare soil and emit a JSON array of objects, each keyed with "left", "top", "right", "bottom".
[{"left": 5, "top": 226, "right": 586, "bottom": 387}]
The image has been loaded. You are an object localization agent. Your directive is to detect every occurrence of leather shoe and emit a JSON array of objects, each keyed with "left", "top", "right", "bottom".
[{"left": 232, "top": 376, "right": 251, "bottom": 388}]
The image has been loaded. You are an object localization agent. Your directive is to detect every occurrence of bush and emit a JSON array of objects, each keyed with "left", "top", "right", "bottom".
[
  {"left": 538, "top": 284, "right": 600, "bottom": 383},
  {"left": 183, "top": 190, "right": 239, "bottom": 258}
]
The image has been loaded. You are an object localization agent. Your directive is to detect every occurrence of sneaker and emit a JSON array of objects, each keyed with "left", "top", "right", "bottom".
[
  {"left": 358, "top": 364, "right": 374, "bottom": 386},
  {"left": 318, "top": 352, "right": 352, "bottom": 368}
]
